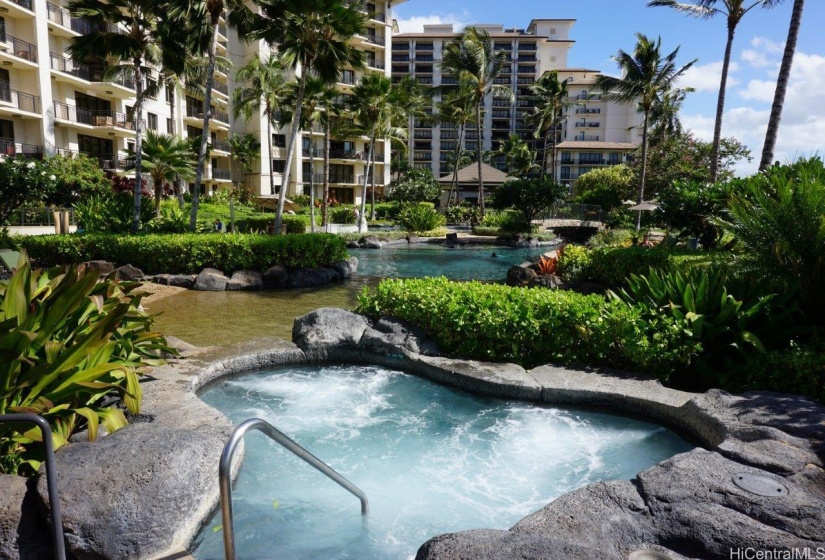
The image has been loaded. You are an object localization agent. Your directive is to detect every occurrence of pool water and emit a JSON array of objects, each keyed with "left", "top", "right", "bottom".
[
  {"left": 350, "top": 245, "right": 548, "bottom": 280},
  {"left": 191, "top": 364, "right": 692, "bottom": 560}
]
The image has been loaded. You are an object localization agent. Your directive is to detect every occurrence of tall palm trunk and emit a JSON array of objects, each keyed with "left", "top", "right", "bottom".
[
  {"left": 131, "top": 59, "right": 145, "bottom": 234},
  {"left": 760, "top": 0, "right": 804, "bottom": 171},
  {"left": 190, "top": 20, "right": 220, "bottom": 231},
  {"left": 309, "top": 138, "right": 316, "bottom": 233},
  {"left": 276, "top": 70, "right": 307, "bottom": 234},
  {"left": 541, "top": 130, "right": 549, "bottom": 178},
  {"left": 322, "top": 122, "right": 330, "bottom": 227},
  {"left": 359, "top": 130, "right": 376, "bottom": 232},
  {"left": 475, "top": 102, "right": 485, "bottom": 216},
  {"left": 369, "top": 144, "right": 376, "bottom": 221},
  {"left": 710, "top": 23, "right": 735, "bottom": 183},
  {"left": 636, "top": 111, "right": 650, "bottom": 232},
  {"left": 169, "top": 87, "right": 184, "bottom": 209},
  {"left": 266, "top": 105, "right": 275, "bottom": 195},
  {"left": 154, "top": 171, "right": 162, "bottom": 216},
  {"left": 448, "top": 124, "right": 464, "bottom": 207}
]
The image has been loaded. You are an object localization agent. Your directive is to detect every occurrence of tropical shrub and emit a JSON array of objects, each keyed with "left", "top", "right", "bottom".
[
  {"left": 730, "top": 342, "right": 825, "bottom": 403},
  {"left": 471, "top": 227, "right": 500, "bottom": 237},
  {"left": 283, "top": 216, "right": 308, "bottom": 234},
  {"left": 572, "top": 164, "right": 635, "bottom": 201},
  {"left": 330, "top": 206, "right": 357, "bottom": 224},
  {"left": 386, "top": 169, "right": 442, "bottom": 204},
  {"left": 656, "top": 180, "right": 731, "bottom": 249},
  {"left": 0, "top": 158, "right": 58, "bottom": 225},
  {"left": 397, "top": 204, "right": 445, "bottom": 233},
  {"left": 0, "top": 253, "right": 171, "bottom": 475},
  {"left": 443, "top": 203, "right": 479, "bottom": 225},
  {"left": 357, "top": 277, "right": 696, "bottom": 375},
  {"left": 556, "top": 245, "right": 590, "bottom": 280},
  {"left": 490, "top": 176, "right": 568, "bottom": 225},
  {"left": 19, "top": 233, "right": 348, "bottom": 274},
  {"left": 715, "top": 158, "right": 825, "bottom": 324},
  {"left": 145, "top": 204, "right": 190, "bottom": 233},
  {"left": 44, "top": 154, "right": 112, "bottom": 208},
  {"left": 74, "top": 193, "right": 154, "bottom": 233}
]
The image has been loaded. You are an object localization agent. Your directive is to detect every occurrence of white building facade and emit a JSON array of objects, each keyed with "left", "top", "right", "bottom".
[{"left": 0, "top": 0, "right": 401, "bottom": 204}]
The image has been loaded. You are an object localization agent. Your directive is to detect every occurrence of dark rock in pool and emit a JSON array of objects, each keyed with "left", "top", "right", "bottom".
[
  {"left": 528, "top": 274, "right": 564, "bottom": 289},
  {"left": 152, "top": 273, "right": 196, "bottom": 289},
  {"left": 227, "top": 270, "right": 263, "bottom": 291},
  {"left": 282, "top": 267, "right": 340, "bottom": 288},
  {"left": 361, "top": 236, "right": 385, "bottom": 249},
  {"left": 80, "top": 260, "right": 115, "bottom": 276},
  {"left": 193, "top": 268, "right": 228, "bottom": 291},
  {"left": 506, "top": 265, "right": 537, "bottom": 287},
  {"left": 110, "top": 264, "right": 144, "bottom": 281},
  {"left": 346, "top": 240, "right": 362, "bottom": 249},
  {"left": 262, "top": 264, "right": 289, "bottom": 288},
  {"left": 293, "top": 307, "right": 371, "bottom": 359},
  {"left": 330, "top": 259, "right": 355, "bottom": 279}
]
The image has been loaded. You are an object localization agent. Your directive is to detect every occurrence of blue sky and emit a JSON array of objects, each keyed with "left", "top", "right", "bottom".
[{"left": 393, "top": 0, "right": 825, "bottom": 175}]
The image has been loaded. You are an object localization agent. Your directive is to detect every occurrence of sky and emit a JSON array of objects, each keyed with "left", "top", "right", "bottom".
[{"left": 392, "top": 0, "right": 825, "bottom": 176}]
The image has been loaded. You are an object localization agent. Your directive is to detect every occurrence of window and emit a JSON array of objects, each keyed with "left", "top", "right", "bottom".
[
  {"left": 272, "top": 134, "right": 286, "bottom": 148},
  {"left": 550, "top": 28, "right": 556, "bottom": 35},
  {"left": 271, "top": 160, "right": 286, "bottom": 173},
  {"left": 167, "top": 118, "right": 174, "bottom": 134},
  {"left": 166, "top": 87, "right": 174, "bottom": 105},
  {"left": 148, "top": 112, "right": 158, "bottom": 131},
  {"left": 146, "top": 79, "right": 158, "bottom": 99}
]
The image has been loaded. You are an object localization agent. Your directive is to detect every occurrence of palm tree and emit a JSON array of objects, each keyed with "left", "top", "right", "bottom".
[
  {"left": 68, "top": 0, "right": 187, "bottom": 233},
  {"left": 228, "top": 133, "right": 261, "bottom": 196},
  {"left": 529, "top": 71, "right": 569, "bottom": 179},
  {"left": 648, "top": 0, "right": 781, "bottom": 182},
  {"left": 167, "top": 0, "right": 252, "bottom": 230},
  {"left": 232, "top": 55, "right": 291, "bottom": 198},
  {"left": 438, "top": 89, "right": 475, "bottom": 206},
  {"left": 440, "top": 27, "right": 513, "bottom": 216},
  {"left": 649, "top": 87, "right": 693, "bottom": 144},
  {"left": 495, "top": 134, "right": 526, "bottom": 175},
  {"left": 249, "top": 0, "right": 367, "bottom": 234},
  {"left": 394, "top": 76, "right": 433, "bottom": 169},
  {"left": 127, "top": 131, "right": 196, "bottom": 214},
  {"left": 760, "top": 0, "right": 805, "bottom": 171},
  {"left": 347, "top": 73, "right": 406, "bottom": 229},
  {"left": 595, "top": 33, "right": 696, "bottom": 231}
]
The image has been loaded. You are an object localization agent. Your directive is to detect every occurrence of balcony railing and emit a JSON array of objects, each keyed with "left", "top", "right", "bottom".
[
  {"left": 7, "top": 0, "right": 33, "bottom": 10},
  {"left": 576, "top": 134, "right": 600, "bottom": 141},
  {"left": 56, "top": 150, "right": 131, "bottom": 170},
  {"left": 46, "top": 4, "right": 121, "bottom": 35},
  {"left": 53, "top": 102, "right": 139, "bottom": 130},
  {"left": 50, "top": 54, "right": 136, "bottom": 90},
  {"left": 211, "top": 139, "right": 231, "bottom": 152},
  {"left": 578, "top": 159, "right": 606, "bottom": 165},
  {"left": 576, "top": 108, "right": 601, "bottom": 114},
  {"left": 329, "top": 149, "right": 364, "bottom": 160},
  {"left": 413, "top": 131, "right": 432, "bottom": 139},
  {"left": 575, "top": 122, "right": 600, "bottom": 128},
  {"left": 575, "top": 93, "right": 601, "bottom": 101},
  {"left": 441, "top": 77, "right": 458, "bottom": 86},
  {"left": 365, "top": 34, "right": 385, "bottom": 46},
  {"left": 328, "top": 174, "right": 354, "bottom": 184},
  {"left": 0, "top": 138, "right": 44, "bottom": 158},
  {"left": 3, "top": 35, "right": 38, "bottom": 63},
  {"left": 414, "top": 152, "right": 432, "bottom": 161},
  {"left": 493, "top": 77, "right": 511, "bottom": 85},
  {"left": 213, "top": 81, "right": 229, "bottom": 95},
  {"left": 339, "top": 71, "right": 356, "bottom": 85},
  {"left": 0, "top": 82, "right": 41, "bottom": 113},
  {"left": 211, "top": 168, "right": 231, "bottom": 180},
  {"left": 366, "top": 59, "right": 385, "bottom": 70},
  {"left": 302, "top": 172, "right": 324, "bottom": 184},
  {"left": 416, "top": 77, "right": 433, "bottom": 85},
  {"left": 185, "top": 105, "right": 229, "bottom": 123},
  {"left": 414, "top": 55, "right": 434, "bottom": 62},
  {"left": 392, "top": 43, "right": 409, "bottom": 51}
]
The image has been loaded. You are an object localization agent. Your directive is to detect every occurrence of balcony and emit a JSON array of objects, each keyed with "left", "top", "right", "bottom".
[
  {"left": 493, "top": 77, "right": 511, "bottom": 85},
  {"left": 185, "top": 104, "right": 229, "bottom": 126},
  {"left": 4, "top": 0, "right": 33, "bottom": 12},
  {"left": 329, "top": 149, "right": 364, "bottom": 160},
  {"left": 211, "top": 168, "right": 231, "bottom": 181},
  {"left": 517, "top": 66, "right": 536, "bottom": 75},
  {"left": 576, "top": 107, "right": 601, "bottom": 114},
  {"left": 0, "top": 138, "right": 43, "bottom": 158},
  {"left": 392, "top": 43, "right": 409, "bottom": 51},
  {"left": 416, "top": 77, "right": 433, "bottom": 85},
  {"left": 338, "top": 71, "right": 356, "bottom": 85},
  {"left": 365, "top": 34, "right": 385, "bottom": 46},
  {"left": 50, "top": 54, "right": 136, "bottom": 94},
  {"left": 302, "top": 172, "right": 324, "bottom": 184},
  {"left": 391, "top": 55, "right": 410, "bottom": 62},
  {"left": 414, "top": 54, "right": 434, "bottom": 62},
  {"left": 441, "top": 77, "right": 458, "bottom": 86},
  {"left": 414, "top": 152, "right": 432, "bottom": 161},
  {"left": 575, "top": 122, "right": 600, "bottom": 128},
  {"left": 53, "top": 102, "right": 140, "bottom": 132},
  {"left": 517, "top": 55, "right": 537, "bottom": 62},
  {"left": 367, "top": 58, "right": 385, "bottom": 70},
  {"left": 0, "top": 82, "right": 40, "bottom": 115},
  {"left": 492, "top": 110, "right": 510, "bottom": 119},
  {"left": 211, "top": 139, "right": 231, "bottom": 153},
  {"left": 579, "top": 158, "right": 606, "bottom": 166},
  {"left": 414, "top": 130, "right": 432, "bottom": 139},
  {"left": 576, "top": 135, "right": 600, "bottom": 141},
  {"left": 576, "top": 93, "right": 601, "bottom": 101},
  {"left": 328, "top": 174, "right": 355, "bottom": 184},
  {"left": 0, "top": 35, "right": 37, "bottom": 64},
  {"left": 212, "top": 81, "right": 229, "bottom": 96}
]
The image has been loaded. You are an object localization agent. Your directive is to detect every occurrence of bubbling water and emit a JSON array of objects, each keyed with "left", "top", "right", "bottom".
[{"left": 192, "top": 364, "right": 691, "bottom": 560}]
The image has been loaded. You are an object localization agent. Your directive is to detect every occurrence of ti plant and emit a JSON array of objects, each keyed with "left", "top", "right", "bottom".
[{"left": 0, "top": 252, "right": 172, "bottom": 476}]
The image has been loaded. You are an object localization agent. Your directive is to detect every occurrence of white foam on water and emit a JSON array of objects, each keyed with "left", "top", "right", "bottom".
[{"left": 194, "top": 365, "right": 692, "bottom": 560}]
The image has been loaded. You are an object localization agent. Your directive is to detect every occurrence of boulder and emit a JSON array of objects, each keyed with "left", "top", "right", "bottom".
[
  {"left": 111, "top": 264, "right": 144, "bottom": 281},
  {"left": 227, "top": 270, "right": 263, "bottom": 291},
  {"left": 506, "top": 265, "right": 537, "bottom": 287},
  {"left": 0, "top": 475, "right": 53, "bottom": 560},
  {"left": 361, "top": 236, "right": 384, "bottom": 249},
  {"left": 80, "top": 260, "right": 115, "bottom": 276},
  {"left": 193, "top": 268, "right": 228, "bottom": 291},
  {"left": 346, "top": 240, "right": 363, "bottom": 249},
  {"left": 36, "top": 423, "right": 229, "bottom": 560},
  {"left": 514, "top": 237, "right": 540, "bottom": 248},
  {"left": 416, "top": 530, "right": 609, "bottom": 560},
  {"left": 283, "top": 267, "right": 340, "bottom": 288},
  {"left": 292, "top": 308, "right": 370, "bottom": 357},
  {"left": 528, "top": 274, "right": 564, "bottom": 289},
  {"left": 152, "top": 274, "right": 196, "bottom": 289},
  {"left": 360, "top": 317, "right": 440, "bottom": 356},
  {"left": 558, "top": 280, "right": 606, "bottom": 296},
  {"left": 330, "top": 260, "right": 355, "bottom": 279},
  {"left": 348, "top": 256, "right": 359, "bottom": 272},
  {"left": 262, "top": 265, "right": 289, "bottom": 289}
]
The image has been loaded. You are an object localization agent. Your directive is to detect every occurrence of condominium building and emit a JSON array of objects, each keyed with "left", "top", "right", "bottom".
[
  {"left": 391, "top": 20, "right": 641, "bottom": 193},
  {"left": 0, "top": 0, "right": 400, "bottom": 203}
]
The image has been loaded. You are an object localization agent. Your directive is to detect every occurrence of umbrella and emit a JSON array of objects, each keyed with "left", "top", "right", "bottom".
[
  {"left": 627, "top": 201, "right": 659, "bottom": 211},
  {"left": 254, "top": 195, "right": 302, "bottom": 213}
]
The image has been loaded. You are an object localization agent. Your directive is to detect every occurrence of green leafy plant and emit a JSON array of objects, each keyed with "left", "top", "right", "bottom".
[
  {"left": 0, "top": 157, "right": 58, "bottom": 225},
  {"left": 145, "top": 204, "right": 190, "bottom": 233},
  {"left": 74, "top": 193, "right": 154, "bottom": 233},
  {"left": 657, "top": 180, "right": 731, "bottom": 249},
  {"left": 0, "top": 253, "right": 171, "bottom": 475},
  {"left": 387, "top": 169, "right": 442, "bottom": 205},
  {"left": 330, "top": 206, "right": 358, "bottom": 225},
  {"left": 490, "top": 176, "right": 568, "bottom": 226},
  {"left": 397, "top": 204, "right": 445, "bottom": 233}
]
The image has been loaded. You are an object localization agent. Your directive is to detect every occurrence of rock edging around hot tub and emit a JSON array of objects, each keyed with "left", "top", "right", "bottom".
[{"left": 2, "top": 308, "right": 822, "bottom": 560}]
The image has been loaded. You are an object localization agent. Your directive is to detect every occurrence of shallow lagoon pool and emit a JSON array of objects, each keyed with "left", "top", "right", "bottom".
[{"left": 192, "top": 364, "right": 691, "bottom": 560}]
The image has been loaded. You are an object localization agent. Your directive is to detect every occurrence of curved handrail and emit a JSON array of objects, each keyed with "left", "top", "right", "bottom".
[
  {"left": 219, "top": 417, "right": 369, "bottom": 560},
  {"left": 0, "top": 413, "right": 66, "bottom": 560}
]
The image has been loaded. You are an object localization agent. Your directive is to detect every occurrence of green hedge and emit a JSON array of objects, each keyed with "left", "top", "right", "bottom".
[
  {"left": 19, "top": 233, "right": 348, "bottom": 274},
  {"left": 357, "top": 277, "right": 696, "bottom": 375}
]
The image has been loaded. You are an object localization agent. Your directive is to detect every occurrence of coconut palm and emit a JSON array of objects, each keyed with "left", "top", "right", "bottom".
[
  {"left": 529, "top": 71, "right": 570, "bottom": 179},
  {"left": 68, "top": 0, "right": 187, "bottom": 233},
  {"left": 648, "top": 0, "right": 781, "bottom": 182},
  {"left": 228, "top": 133, "right": 261, "bottom": 196},
  {"left": 166, "top": 0, "right": 252, "bottom": 229},
  {"left": 232, "top": 55, "right": 291, "bottom": 198},
  {"left": 346, "top": 73, "right": 406, "bottom": 229},
  {"left": 249, "top": 0, "right": 367, "bottom": 234},
  {"left": 440, "top": 27, "right": 513, "bottom": 216},
  {"left": 760, "top": 0, "right": 805, "bottom": 171},
  {"left": 595, "top": 34, "right": 696, "bottom": 231},
  {"left": 649, "top": 87, "right": 693, "bottom": 144},
  {"left": 438, "top": 89, "right": 475, "bottom": 206},
  {"left": 127, "top": 131, "right": 196, "bottom": 214},
  {"left": 394, "top": 76, "right": 433, "bottom": 169}
]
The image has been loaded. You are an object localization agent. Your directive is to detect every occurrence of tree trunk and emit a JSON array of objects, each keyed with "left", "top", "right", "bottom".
[
  {"left": 369, "top": 143, "right": 376, "bottom": 221},
  {"left": 710, "top": 23, "right": 736, "bottom": 183},
  {"left": 266, "top": 107, "right": 275, "bottom": 195},
  {"left": 359, "top": 130, "right": 376, "bottom": 232},
  {"left": 276, "top": 70, "right": 307, "bottom": 235},
  {"left": 169, "top": 84, "right": 184, "bottom": 209},
  {"left": 541, "top": 130, "right": 549, "bottom": 178},
  {"left": 154, "top": 172, "right": 162, "bottom": 217},
  {"left": 131, "top": 60, "right": 145, "bottom": 234},
  {"left": 449, "top": 124, "right": 464, "bottom": 207},
  {"left": 322, "top": 122, "right": 330, "bottom": 227},
  {"left": 190, "top": 20, "right": 220, "bottom": 231},
  {"left": 309, "top": 136, "right": 316, "bottom": 233},
  {"left": 636, "top": 111, "right": 650, "bottom": 232},
  {"left": 476, "top": 102, "right": 485, "bottom": 216},
  {"left": 760, "top": 0, "right": 804, "bottom": 171}
]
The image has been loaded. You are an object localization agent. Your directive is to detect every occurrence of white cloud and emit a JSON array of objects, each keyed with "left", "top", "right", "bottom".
[
  {"left": 679, "top": 60, "right": 739, "bottom": 93},
  {"left": 741, "top": 37, "right": 784, "bottom": 69},
  {"left": 395, "top": 12, "right": 471, "bottom": 33}
]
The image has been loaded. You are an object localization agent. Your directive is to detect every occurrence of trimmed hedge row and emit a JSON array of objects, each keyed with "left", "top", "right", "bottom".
[
  {"left": 357, "top": 277, "right": 696, "bottom": 375},
  {"left": 19, "top": 233, "right": 348, "bottom": 274},
  {"left": 235, "top": 215, "right": 309, "bottom": 234}
]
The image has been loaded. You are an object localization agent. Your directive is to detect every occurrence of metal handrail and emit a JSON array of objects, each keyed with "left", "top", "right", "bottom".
[
  {"left": 219, "top": 417, "right": 368, "bottom": 560},
  {"left": 0, "top": 414, "right": 66, "bottom": 560}
]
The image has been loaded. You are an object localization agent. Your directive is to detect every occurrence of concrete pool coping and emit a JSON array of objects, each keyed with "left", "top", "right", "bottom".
[{"left": 4, "top": 309, "right": 823, "bottom": 559}]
